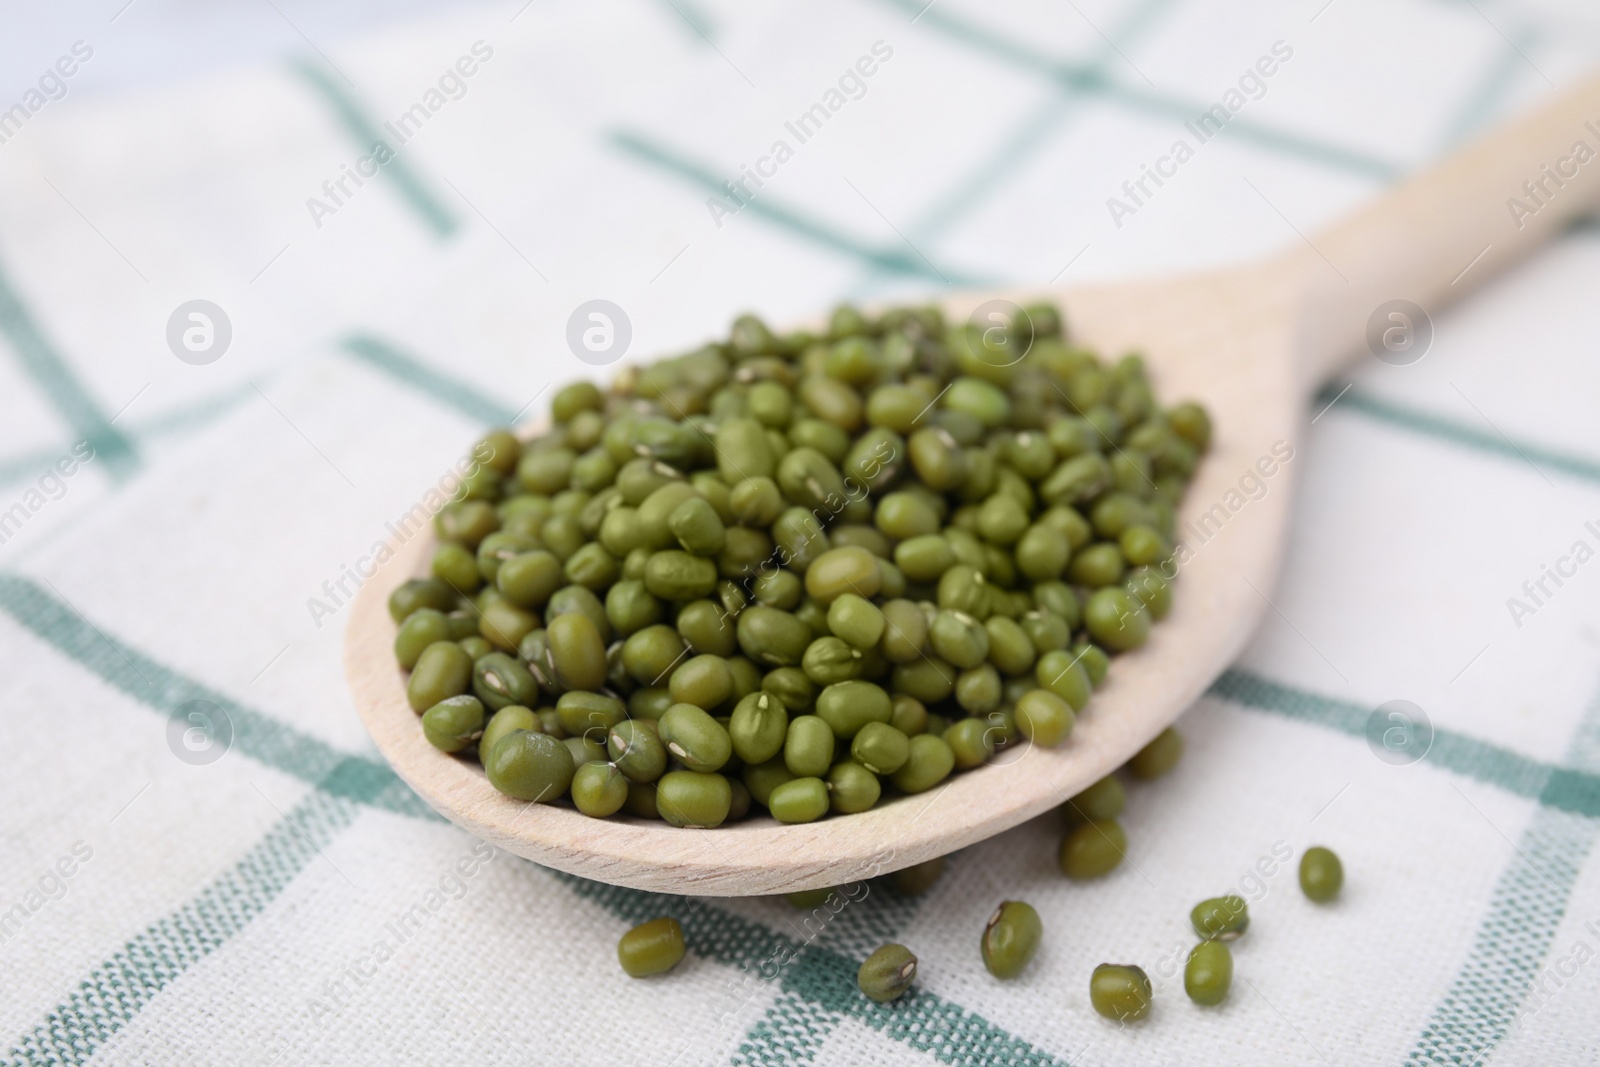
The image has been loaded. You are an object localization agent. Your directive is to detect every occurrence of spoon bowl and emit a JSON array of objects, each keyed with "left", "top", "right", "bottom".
[{"left": 345, "top": 74, "right": 1600, "bottom": 894}]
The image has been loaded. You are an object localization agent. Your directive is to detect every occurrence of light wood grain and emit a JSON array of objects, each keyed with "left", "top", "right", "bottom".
[{"left": 344, "top": 73, "right": 1600, "bottom": 895}]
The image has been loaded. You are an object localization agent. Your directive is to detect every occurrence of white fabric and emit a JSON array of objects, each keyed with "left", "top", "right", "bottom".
[{"left": 1, "top": 2, "right": 1599, "bottom": 1065}]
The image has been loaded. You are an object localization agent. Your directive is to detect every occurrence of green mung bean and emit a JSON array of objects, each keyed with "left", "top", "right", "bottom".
[
  {"left": 618, "top": 917, "right": 686, "bottom": 977},
  {"left": 655, "top": 770, "right": 733, "bottom": 828},
  {"left": 827, "top": 761, "right": 881, "bottom": 813},
  {"left": 1129, "top": 726, "right": 1183, "bottom": 779},
  {"left": 421, "top": 695, "right": 484, "bottom": 753},
  {"left": 1091, "top": 963, "right": 1152, "bottom": 1021},
  {"left": 659, "top": 702, "right": 733, "bottom": 772},
  {"left": 858, "top": 943, "right": 917, "bottom": 1003},
  {"left": 484, "top": 730, "right": 574, "bottom": 802},
  {"left": 1184, "top": 941, "right": 1232, "bottom": 1005},
  {"left": 571, "top": 761, "right": 629, "bottom": 817},
  {"left": 1059, "top": 818, "right": 1127, "bottom": 879},
  {"left": 1061, "top": 775, "right": 1124, "bottom": 825},
  {"left": 608, "top": 720, "right": 667, "bottom": 783},
  {"left": 1300, "top": 846, "right": 1344, "bottom": 902},
  {"left": 481, "top": 705, "right": 538, "bottom": 759},
  {"left": 981, "top": 901, "right": 1042, "bottom": 979},
  {"left": 1190, "top": 895, "right": 1249, "bottom": 941},
  {"left": 888, "top": 856, "right": 945, "bottom": 895}
]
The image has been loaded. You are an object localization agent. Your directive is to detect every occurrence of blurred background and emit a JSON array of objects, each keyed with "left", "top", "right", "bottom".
[
  {"left": 2, "top": 1, "right": 1600, "bottom": 1065},
  {"left": 3, "top": 0, "right": 1596, "bottom": 540}
]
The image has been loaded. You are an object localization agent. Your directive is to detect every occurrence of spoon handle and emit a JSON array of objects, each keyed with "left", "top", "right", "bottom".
[{"left": 1291, "top": 70, "right": 1600, "bottom": 388}]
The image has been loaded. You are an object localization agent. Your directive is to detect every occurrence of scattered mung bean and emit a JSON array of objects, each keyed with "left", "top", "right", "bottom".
[
  {"left": 1190, "top": 895, "right": 1249, "bottom": 941},
  {"left": 858, "top": 943, "right": 918, "bottom": 1003},
  {"left": 1128, "top": 726, "right": 1183, "bottom": 779},
  {"left": 1059, "top": 818, "right": 1127, "bottom": 880},
  {"left": 1299, "top": 846, "right": 1344, "bottom": 902},
  {"left": 888, "top": 856, "right": 945, "bottom": 895},
  {"left": 981, "top": 901, "right": 1042, "bottom": 979},
  {"left": 1184, "top": 941, "right": 1232, "bottom": 1006},
  {"left": 1090, "top": 963, "right": 1152, "bottom": 1021},
  {"left": 618, "top": 917, "right": 686, "bottom": 977}
]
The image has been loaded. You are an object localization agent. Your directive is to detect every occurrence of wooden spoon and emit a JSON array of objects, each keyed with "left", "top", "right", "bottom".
[{"left": 346, "top": 74, "right": 1600, "bottom": 895}]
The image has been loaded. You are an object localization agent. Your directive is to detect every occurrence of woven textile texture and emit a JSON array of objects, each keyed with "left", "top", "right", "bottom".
[{"left": 2, "top": 1, "right": 1599, "bottom": 1064}]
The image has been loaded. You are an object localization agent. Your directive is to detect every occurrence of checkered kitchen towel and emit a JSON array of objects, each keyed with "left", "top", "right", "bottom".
[{"left": 2, "top": 0, "right": 1600, "bottom": 1064}]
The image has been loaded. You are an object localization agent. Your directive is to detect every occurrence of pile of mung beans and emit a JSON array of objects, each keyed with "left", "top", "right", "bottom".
[{"left": 390, "top": 300, "right": 1211, "bottom": 827}]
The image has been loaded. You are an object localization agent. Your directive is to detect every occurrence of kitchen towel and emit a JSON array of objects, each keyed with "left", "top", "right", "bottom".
[{"left": 1, "top": 1, "right": 1598, "bottom": 1064}]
